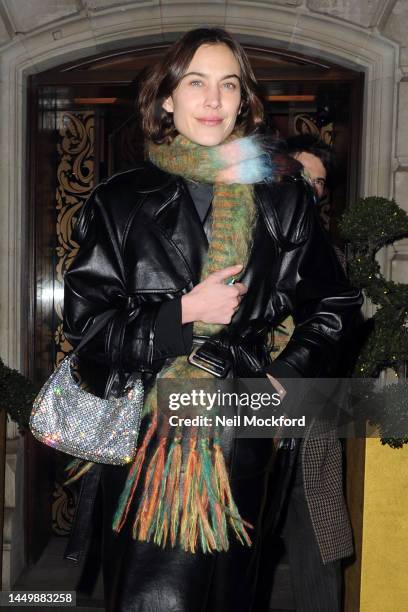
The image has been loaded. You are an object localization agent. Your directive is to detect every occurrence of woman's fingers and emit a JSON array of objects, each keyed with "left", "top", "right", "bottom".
[
  {"left": 207, "top": 264, "right": 243, "bottom": 284},
  {"left": 181, "top": 265, "right": 249, "bottom": 324},
  {"left": 232, "top": 282, "right": 248, "bottom": 296}
]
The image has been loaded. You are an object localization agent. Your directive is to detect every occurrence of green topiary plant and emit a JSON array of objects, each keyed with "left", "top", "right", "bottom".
[
  {"left": 0, "top": 358, "right": 37, "bottom": 432},
  {"left": 339, "top": 196, "right": 408, "bottom": 447}
]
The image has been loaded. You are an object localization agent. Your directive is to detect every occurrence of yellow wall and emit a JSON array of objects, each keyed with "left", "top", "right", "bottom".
[{"left": 360, "top": 439, "right": 408, "bottom": 611}]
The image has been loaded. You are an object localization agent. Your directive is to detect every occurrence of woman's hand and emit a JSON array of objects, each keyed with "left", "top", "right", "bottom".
[{"left": 181, "top": 264, "right": 247, "bottom": 324}]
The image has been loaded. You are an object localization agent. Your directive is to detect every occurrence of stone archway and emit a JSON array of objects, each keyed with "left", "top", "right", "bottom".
[{"left": 0, "top": 5, "right": 398, "bottom": 369}]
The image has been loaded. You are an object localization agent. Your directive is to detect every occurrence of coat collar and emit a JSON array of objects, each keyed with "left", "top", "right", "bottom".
[{"left": 132, "top": 160, "right": 178, "bottom": 193}]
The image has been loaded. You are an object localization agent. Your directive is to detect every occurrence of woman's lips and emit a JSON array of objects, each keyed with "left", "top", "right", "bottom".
[{"left": 196, "top": 118, "right": 223, "bottom": 126}]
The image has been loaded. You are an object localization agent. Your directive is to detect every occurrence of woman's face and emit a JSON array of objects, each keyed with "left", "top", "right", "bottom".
[{"left": 162, "top": 43, "right": 242, "bottom": 146}]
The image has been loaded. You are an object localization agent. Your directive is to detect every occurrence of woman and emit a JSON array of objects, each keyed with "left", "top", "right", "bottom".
[{"left": 63, "top": 28, "right": 362, "bottom": 612}]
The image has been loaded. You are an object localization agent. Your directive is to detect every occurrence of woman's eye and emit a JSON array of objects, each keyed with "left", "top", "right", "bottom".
[
  {"left": 223, "top": 82, "right": 236, "bottom": 90},
  {"left": 190, "top": 80, "right": 203, "bottom": 86}
]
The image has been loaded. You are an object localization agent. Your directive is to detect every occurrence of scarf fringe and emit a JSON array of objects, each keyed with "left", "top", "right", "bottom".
[
  {"left": 112, "top": 411, "right": 158, "bottom": 532},
  {"left": 64, "top": 460, "right": 94, "bottom": 486},
  {"left": 213, "top": 442, "right": 252, "bottom": 545},
  {"left": 152, "top": 434, "right": 182, "bottom": 547},
  {"left": 131, "top": 435, "right": 166, "bottom": 540},
  {"left": 114, "top": 422, "right": 253, "bottom": 553}
]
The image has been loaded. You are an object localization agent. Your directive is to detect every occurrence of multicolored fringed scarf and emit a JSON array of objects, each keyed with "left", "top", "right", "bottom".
[{"left": 67, "top": 133, "right": 282, "bottom": 553}]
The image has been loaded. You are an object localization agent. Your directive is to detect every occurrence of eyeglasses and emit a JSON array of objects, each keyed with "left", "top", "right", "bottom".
[{"left": 310, "top": 178, "right": 326, "bottom": 190}]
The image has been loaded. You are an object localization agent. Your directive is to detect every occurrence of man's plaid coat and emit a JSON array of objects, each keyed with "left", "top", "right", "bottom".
[{"left": 274, "top": 317, "right": 353, "bottom": 564}]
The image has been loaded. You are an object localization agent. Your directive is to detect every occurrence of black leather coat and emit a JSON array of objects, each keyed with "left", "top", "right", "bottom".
[{"left": 63, "top": 161, "right": 362, "bottom": 391}]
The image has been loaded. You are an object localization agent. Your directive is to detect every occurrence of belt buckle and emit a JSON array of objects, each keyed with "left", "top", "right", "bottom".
[{"left": 188, "top": 345, "right": 230, "bottom": 378}]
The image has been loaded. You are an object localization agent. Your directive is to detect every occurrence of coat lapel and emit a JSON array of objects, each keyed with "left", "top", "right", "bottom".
[{"left": 152, "top": 180, "right": 208, "bottom": 285}]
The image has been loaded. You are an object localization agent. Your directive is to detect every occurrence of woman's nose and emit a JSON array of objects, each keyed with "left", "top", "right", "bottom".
[{"left": 204, "top": 86, "right": 222, "bottom": 108}]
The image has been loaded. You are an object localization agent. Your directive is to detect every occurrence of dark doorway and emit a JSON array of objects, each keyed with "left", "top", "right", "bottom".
[{"left": 24, "top": 42, "right": 364, "bottom": 610}]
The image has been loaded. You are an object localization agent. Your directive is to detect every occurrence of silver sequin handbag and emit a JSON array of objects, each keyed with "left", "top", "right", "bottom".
[{"left": 29, "top": 310, "right": 144, "bottom": 465}]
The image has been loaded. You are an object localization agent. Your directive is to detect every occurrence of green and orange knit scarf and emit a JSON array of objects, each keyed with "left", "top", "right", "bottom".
[{"left": 67, "top": 133, "right": 277, "bottom": 554}]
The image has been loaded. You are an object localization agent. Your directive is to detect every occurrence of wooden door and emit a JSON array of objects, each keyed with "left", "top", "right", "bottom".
[{"left": 25, "top": 47, "right": 364, "bottom": 608}]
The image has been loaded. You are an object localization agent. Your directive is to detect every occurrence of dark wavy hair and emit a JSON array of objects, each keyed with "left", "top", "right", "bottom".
[
  {"left": 285, "top": 134, "right": 336, "bottom": 186},
  {"left": 138, "top": 28, "right": 265, "bottom": 144}
]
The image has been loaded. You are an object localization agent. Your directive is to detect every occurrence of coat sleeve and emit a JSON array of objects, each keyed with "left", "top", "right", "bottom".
[
  {"left": 265, "top": 178, "right": 363, "bottom": 381},
  {"left": 63, "top": 183, "right": 190, "bottom": 373}
]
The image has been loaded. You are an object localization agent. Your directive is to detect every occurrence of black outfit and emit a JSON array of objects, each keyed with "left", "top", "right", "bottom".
[
  {"left": 281, "top": 457, "right": 342, "bottom": 612},
  {"left": 63, "top": 161, "right": 363, "bottom": 612},
  {"left": 268, "top": 225, "right": 360, "bottom": 612}
]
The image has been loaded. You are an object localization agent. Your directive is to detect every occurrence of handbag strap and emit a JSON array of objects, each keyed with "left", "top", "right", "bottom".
[{"left": 73, "top": 309, "right": 118, "bottom": 354}]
